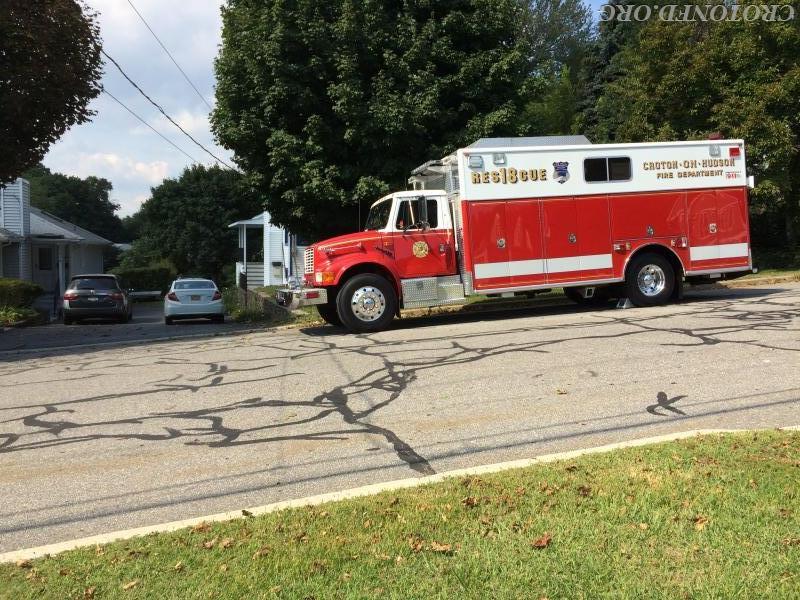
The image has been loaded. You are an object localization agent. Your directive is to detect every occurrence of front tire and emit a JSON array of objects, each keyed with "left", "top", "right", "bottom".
[
  {"left": 625, "top": 252, "right": 675, "bottom": 307},
  {"left": 336, "top": 274, "right": 397, "bottom": 333}
]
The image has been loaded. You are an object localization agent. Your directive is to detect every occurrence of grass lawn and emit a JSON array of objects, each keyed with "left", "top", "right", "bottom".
[{"left": 2, "top": 431, "right": 798, "bottom": 599}]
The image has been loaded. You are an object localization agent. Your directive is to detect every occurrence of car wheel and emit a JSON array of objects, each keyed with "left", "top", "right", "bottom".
[
  {"left": 624, "top": 252, "right": 675, "bottom": 307},
  {"left": 214, "top": 315, "right": 224, "bottom": 324},
  {"left": 165, "top": 316, "right": 174, "bottom": 325},
  {"left": 316, "top": 301, "right": 343, "bottom": 327},
  {"left": 564, "top": 286, "right": 610, "bottom": 306},
  {"left": 336, "top": 274, "right": 397, "bottom": 333}
]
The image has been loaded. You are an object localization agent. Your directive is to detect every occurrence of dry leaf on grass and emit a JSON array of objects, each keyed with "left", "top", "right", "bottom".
[
  {"left": 202, "top": 537, "right": 218, "bottom": 550},
  {"left": 83, "top": 587, "right": 96, "bottom": 599},
  {"left": 462, "top": 496, "right": 478, "bottom": 508},
  {"left": 122, "top": 580, "right": 139, "bottom": 591},
  {"left": 693, "top": 516, "right": 709, "bottom": 531},
  {"left": 429, "top": 541, "right": 452, "bottom": 553},
  {"left": 252, "top": 545, "right": 272, "bottom": 559},
  {"left": 577, "top": 485, "right": 592, "bottom": 497},
  {"left": 192, "top": 522, "right": 211, "bottom": 533},
  {"left": 220, "top": 538, "right": 234, "bottom": 549},
  {"left": 638, "top": 523, "right": 649, "bottom": 530},
  {"left": 389, "top": 497, "right": 400, "bottom": 507},
  {"left": 173, "top": 561, "right": 184, "bottom": 572},
  {"left": 15, "top": 559, "right": 32, "bottom": 569},
  {"left": 408, "top": 537, "right": 424, "bottom": 553},
  {"left": 241, "top": 509, "right": 253, "bottom": 517},
  {"left": 532, "top": 533, "right": 552, "bottom": 549},
  {"left": 220, "top": 564, "right": 229, "bottom": 572},
  {"left": 781, "top": 537, "right": 800, "bottom": 546},
  {"left": 556, "top": 388, "right": 568, "bottom": 395}
]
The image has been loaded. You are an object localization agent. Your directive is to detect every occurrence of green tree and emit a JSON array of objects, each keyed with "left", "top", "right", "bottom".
[
  {"left": 0, "top": 0, "right": 102, "bottom": 183},
  {"left": 126, "top": 165, "right": 261, "bottom": 281},
  {"left": 23, "top": 164, "right": 127, "bottom": 242},
  {"left": 212, "top": 0, "right": 535, "bottom": 240},
  {"left": 587, "top": 0, "right": 800, "bottom": 246}
]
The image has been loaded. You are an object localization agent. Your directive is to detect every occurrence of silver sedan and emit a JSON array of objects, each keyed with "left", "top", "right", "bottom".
[{"left": 163, "top": 278, "right": 225, "bottom": 325}]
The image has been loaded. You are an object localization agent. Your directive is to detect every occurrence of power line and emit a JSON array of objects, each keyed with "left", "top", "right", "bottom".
[
  {"left": 101, "top": 48, "right": 236, "bottom": 170},
  {"left": 125, "top": 0, "right": 214, "bottom": 112},
  {"left": 102, "top": 87, "right": 201, "bottom": 164}
]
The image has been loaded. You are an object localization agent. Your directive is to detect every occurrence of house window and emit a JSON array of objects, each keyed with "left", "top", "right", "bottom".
[
  {"left": 38, "top": 247, "right": 53, "bottom": 271},
  {"left": 584, "top": 157, "right": 632, "bottom": 182}
]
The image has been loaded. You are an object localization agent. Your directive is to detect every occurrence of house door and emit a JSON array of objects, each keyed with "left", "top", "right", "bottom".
[{"left": 33, "top": 245, "right": 57, "bottom": 292}]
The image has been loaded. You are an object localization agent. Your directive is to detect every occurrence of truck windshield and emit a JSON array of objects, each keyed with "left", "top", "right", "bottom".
[{"left": 364, "top": 199, "right": 392, "bottom": 230}]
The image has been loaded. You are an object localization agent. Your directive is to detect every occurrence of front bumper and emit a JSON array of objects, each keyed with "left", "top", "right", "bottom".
[{"left": 276, "top": 287, "right": 328, "bottom": 310}]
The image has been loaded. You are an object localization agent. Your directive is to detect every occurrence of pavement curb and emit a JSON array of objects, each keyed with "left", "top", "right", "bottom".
[{"left": 2, "top": 425, "right": 797, "bottom": 564}]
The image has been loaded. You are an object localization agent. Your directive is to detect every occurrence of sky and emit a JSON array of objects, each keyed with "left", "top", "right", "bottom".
[
  {"left": 43, "top": 0, "right": 229, "bottom": 217},
  {"left": 43, "top": 0, "right": 610, "bottom": 218}
]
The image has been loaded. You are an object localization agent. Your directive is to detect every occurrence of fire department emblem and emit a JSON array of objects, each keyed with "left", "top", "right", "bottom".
[
  {"left": 553, "top": 161, "right": 570, "bottom": 184},
  {"left": 412, "top": 241, "right": 429, "bottom": 258}
]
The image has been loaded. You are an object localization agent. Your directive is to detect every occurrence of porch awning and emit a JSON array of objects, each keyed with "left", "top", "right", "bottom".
[{"left": 228, "top": 212, "right": 266, "bottom": 228}]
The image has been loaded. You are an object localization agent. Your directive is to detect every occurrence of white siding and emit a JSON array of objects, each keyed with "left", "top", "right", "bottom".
[{"left": 1, "top": 179, "right": 30, "bottom": 236}]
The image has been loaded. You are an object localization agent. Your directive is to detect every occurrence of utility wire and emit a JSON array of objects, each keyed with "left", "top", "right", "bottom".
[
  {"left": 101, "top": 48, "right": 236, "bottom": 170},
  {"left": 125, "top": 0, "right": 214, "bottom": 112},
  {"left": 102, "top": 87, "right": 201, "bottom": 164}
]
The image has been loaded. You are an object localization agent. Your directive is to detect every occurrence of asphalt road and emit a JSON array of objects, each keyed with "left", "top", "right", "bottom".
[
  {"left": 0, "top": 283, "right": 798, "bottom": 552},
  {"left": 0, "top": 302, "right": 252, "bottom": 353}
]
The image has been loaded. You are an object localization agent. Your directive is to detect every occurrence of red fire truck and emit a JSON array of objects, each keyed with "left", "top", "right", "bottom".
[{"left": 278, "top": 136, "right": 755, "bottom": 332}]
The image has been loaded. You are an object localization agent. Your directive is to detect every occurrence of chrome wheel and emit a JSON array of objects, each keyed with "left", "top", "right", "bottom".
[
  {"left": 350, "top": 286, "right": 386, "bottom": 322},
  {"left": 637, "top": 264, "right": 666, "bottom": 297}
]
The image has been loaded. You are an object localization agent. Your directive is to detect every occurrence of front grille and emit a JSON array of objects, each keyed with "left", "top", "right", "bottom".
[{"left": 304, "top": 247, "right": 314, "bottom": 274}]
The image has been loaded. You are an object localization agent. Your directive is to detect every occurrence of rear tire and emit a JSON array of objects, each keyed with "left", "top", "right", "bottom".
[
  {"left": 316, "top": 301, "right": 343, "bottom": 327},
  {"left": 214, "top": 315, "right": 224, "bottom": 324},
  {"left": 165, "top": 316, "right": 174, "bottom": 325},
  {"left": 624, "top": 252, "right": 675, "bottom": 307},
  {"left": 563, "top": 286, "right": 610, "bottom": 306},
  {"left": 336, "top": 274, "right": 397, "bottom": 333}
]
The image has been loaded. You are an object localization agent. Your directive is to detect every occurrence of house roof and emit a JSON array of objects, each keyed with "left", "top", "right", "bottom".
[
  {"left": 29, "top": 207, "right": 112, "bottom": 245},
  {"left": 0, "top": 227, "right": 22, "bottom": 242}
]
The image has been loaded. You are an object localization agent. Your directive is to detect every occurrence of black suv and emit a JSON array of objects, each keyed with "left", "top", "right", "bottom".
[{"left": 63, "top": 274, "right": 133, "bottom": 324}]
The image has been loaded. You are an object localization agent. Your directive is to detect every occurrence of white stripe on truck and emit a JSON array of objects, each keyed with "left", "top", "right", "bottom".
[{"left": 474, "top": 254, "right": 613, "bottom": 279}]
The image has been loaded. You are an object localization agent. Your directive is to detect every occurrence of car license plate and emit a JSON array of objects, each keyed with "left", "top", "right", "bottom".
[
  {"left": 191, "top": 295, "right": 201, "bottom": 301},
  {"left": 88, "top": 297, "right": 99, "bottom": 302}
]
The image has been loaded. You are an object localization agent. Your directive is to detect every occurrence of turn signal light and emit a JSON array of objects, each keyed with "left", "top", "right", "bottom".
[{"left": 321, "top": 271, "right": 335, "bottom": 285}]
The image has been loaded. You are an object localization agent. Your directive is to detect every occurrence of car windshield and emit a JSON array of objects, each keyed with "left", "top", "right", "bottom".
[
  {"left": 174, "top": 280, "right": 215, "bottom": 290},
  {"left": 69, "top": 277, "right": 118, "bottom": 290},
  {"left": 364, "top": 199, "right": 392, "bottom": 231}
]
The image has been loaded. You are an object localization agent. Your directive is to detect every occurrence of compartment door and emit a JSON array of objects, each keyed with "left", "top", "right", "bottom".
[
  {"left": 714, "top": 188, "right": 750, "bottom": 268},
  {"left": 576, "top": 195, "right": 614, "bottom": 280},
  {"left": 687, "top": 190, "right": 719, "bottom": 268},
  {"left": 542, "top": 198, "right": 580, "bottom": 284},
  {"left": 468, "top": 201, "right": 510, "bottom": 289},
  {"left": 505, "top": 199, "right": 545, "bottom": 286}
]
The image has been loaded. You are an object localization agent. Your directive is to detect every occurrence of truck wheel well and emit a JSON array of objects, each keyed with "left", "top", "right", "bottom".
[
  {"left": 338, "top": 263, "right": 399, "bottom": 297},
  {"left": 626, "top": 244, "right": 685, "bottom": 297}
]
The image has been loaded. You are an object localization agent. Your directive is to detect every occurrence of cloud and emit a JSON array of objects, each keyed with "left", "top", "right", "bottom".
[
  {"left": 68, "top": 153, "right": 169, "bottom": 185},
  {"left": 41, "top": 1, "right": 227, "bottom": 217}
]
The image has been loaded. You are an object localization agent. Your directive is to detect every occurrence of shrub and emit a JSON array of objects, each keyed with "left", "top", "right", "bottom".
[
  {"left": 110, "top": 266, "right": 176, "bottom": 294},
  {"left": 0, "top": 306, "right": 40, "bottom": 326},
  {"left": 0, "top": 278, "right": 43, "bottom": 308}
]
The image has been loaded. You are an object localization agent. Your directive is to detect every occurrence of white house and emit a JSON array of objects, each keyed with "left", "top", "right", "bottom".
[
  {"left": 0, "top": 178, "right": 112, "bottom": 300},
  {"left": 228, "top": 211, "right": 306, "bottom": 288}
]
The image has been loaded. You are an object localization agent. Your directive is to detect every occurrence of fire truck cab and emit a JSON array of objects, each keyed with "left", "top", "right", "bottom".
[{"left": 278, "top": 136, "right": 755, "bottom": 333}]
